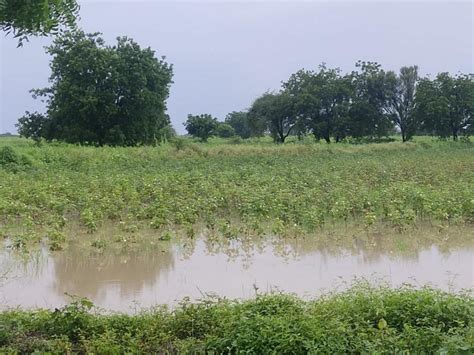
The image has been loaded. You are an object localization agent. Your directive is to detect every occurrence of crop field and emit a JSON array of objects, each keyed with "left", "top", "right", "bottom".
[
  {"left": 2, "top": 1, "right": 473, "bottom": 352},
  {"left": 1, "top": 137, "right": 473, "bottom": 353},
  {"left": 0, "top": 137, "right": 473, "bottom": 252}
]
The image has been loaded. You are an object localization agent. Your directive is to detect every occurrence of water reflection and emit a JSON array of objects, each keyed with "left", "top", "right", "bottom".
[
  {"left": 0, "top": 228, "right": 472, "bottom": 312},
  {"left": 52, "top": 243, "right": 175, "bottom": 301}
]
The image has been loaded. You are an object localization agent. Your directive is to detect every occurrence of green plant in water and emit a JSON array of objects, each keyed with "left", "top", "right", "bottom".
[
  {"left": 48, "top": 229, "right": 66, "bottom": 251},
  {"left": 91, "top": 239, "right": 106, "bottom": 251},
  {"left": 159, "top": 231, "right": 172, "bottom": 241}
]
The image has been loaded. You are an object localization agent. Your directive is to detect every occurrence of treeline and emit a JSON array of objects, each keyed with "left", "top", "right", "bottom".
[
  {"left": 15, "top": 32, "right": 473, "bottom": 146},
  {"left": 187, "top": 62, "right": 473, "bottom": 143},
  {"left": 4, "top": 2, "right": 473, "bottom": 146}
]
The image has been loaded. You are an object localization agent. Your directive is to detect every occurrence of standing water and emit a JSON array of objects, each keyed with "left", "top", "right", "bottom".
[{"left": 1, "top": 227, "right": 472, "bottom": 312}]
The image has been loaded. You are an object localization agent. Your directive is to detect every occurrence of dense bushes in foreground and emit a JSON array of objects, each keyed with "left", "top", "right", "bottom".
[{"left": 0, "top": 285, "right": 472, "bottom": 353}]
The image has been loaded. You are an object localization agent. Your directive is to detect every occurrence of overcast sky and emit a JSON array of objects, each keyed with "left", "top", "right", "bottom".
[{"left": 1, "top": 1, "right": 472, "bottom": 134}]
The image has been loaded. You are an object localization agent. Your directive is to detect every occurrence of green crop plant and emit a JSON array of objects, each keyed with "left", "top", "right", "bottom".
[{"left": 0, "top": 137, "right": 472, "bottom": 249}]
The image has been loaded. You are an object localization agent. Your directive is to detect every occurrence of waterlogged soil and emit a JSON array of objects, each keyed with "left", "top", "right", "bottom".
[{"left": 0, "top": 225, "right": 473, "bottom": 312}]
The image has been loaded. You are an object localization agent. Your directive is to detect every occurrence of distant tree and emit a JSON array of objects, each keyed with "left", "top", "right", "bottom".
[
  {"left": 384, "top": 66, "right": 420, "bottom": 142},
  {"left": 215, "top": 123, "right": 235, "bottom": 138},
  {"left": 347, "top": 61, "right": 394, "bottom": 138},
  {"left": 283, "top": 64, "right": 351, "bottom": 143},
  {"left": 184, "top": 114, "right": 218, "bottom": 142},
  {"left": 225, "top": 111, "right": 256, "bottom": 139},
  {"left": 249, "top": 92, "right": 296, "bottom": 143},
  {"left": 416, "top": 73, "right": 473, "bottom": 140},
  {"left": 19, "top": 31, "right": 173, "bottom": 146},
  {"left": 0, "top": 0, "right": 79, "bottom": 45}
]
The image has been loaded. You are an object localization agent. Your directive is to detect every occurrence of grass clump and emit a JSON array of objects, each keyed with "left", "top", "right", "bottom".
[
  {"left": 0, "top": 145, "right": 32, "bottom": 173},
  {"left": 0, "top": 284, "right": 472, "bottom": 353}
]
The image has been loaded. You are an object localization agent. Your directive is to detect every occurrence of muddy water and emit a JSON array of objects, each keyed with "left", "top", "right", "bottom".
[{"left": 0, "top": 232, "right": 473, "bottom": 312}]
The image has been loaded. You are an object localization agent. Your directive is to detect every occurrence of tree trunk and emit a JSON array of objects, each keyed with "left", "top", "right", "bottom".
[
  {"left": 452, "top": 128, "right": 458, "bottom": 141},
  {"left": 401, "top": 129, "right": 407, "bottom": 142}
]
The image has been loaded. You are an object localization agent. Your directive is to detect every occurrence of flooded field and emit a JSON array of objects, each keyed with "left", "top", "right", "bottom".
[{"left": 1, "top": 226, "right": 472, "bottom": 312}]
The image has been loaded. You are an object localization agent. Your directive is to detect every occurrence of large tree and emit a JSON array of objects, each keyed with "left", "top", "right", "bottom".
[
  {"left": 384, "top": 66, "right": 420, "bottom": 142},
  {"left": 347, "top": 61, "right": 394, "bottom": 138},
  {"left": 184, "top": 114, "right": 219, "bottom": 142},
  {"left": 224, "top": 111, "right": 250, "bottom": 139},
  {"left": 225, "top": 111, "right": 265, "bottom": 139},
  {"left": 0, "top": 0, "right": 79, "bottom": 45},
  {"left": 249, "top": 92, "right": 296, "bottom": 143},
  {"left": 17, "top": 31, "right": 173, "bottom": 146},
  {"left": 416, "top": 73, "right": 473, "bottom": 140},
  {"left": 283, "top": 65, "right": 351, "bottom": 143}
]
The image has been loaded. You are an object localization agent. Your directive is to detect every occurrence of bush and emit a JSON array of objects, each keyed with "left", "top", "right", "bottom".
[
  {"left": 0, "top": 146, "right": 19, "bottom": 165},
  {"left": 0, "top": 146, "right": 32, "bottom": 172},
  {"left": 0, "top": 285, "right": 472, "bottom": 353},
  {"left": 215, "top": 123, "right": 235, "bottom": 138}
]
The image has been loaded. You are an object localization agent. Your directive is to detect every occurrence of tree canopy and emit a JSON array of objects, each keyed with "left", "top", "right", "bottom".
[
  {"left": 249, "top": 92, "right": 296, "bottom": 143},
  {"left": 283, "top": 65, "right": 352, "bottom": 143},
  {"left": 17, "top": 31, "right": 174, "bottom": 146},
  {"left": 215, "top": 123, "right": 236, "bottom": 138},
  {"left": 184, "top": 114, "right": 219, "bottom": 142},
  {"left": 225, "top": 111, "right": 265, "bottom": 139},
  {"left": 0, "top": 0, "right": 79, "bottom": 45},
  {"left": 416, "top": 73, "right": 473, "bottom": 140},
  {"left": 347, "top": 61, "right": 394, "bottom": 139},
  {"left": 384, "top": 66, "right": 420, "bottom": 142},
  {"left": 239, "top": 62, "right": 472, "bottom": 143}
]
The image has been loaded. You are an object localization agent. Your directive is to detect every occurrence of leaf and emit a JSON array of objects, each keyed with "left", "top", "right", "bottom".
[{"left": 377, "top": 318, "right": 387, "bottom": 330}]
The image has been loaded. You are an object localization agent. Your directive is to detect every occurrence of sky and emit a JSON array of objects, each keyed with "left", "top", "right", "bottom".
[{"left": 0, "top": 1, "right": 472, "bottom": 134}]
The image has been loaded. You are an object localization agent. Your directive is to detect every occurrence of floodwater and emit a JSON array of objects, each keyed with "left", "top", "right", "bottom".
[{"left": 0, "top": 229, "right": 473, "bottom": 312}]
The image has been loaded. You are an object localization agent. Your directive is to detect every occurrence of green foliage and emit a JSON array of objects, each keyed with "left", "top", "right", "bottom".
[
  {"left": 416, "top": 73, "right": 473, "bottom": 140},
  {"left": 0, "top": 145, "right": 32, "bottom": 172},
  {"left": 0, "top": 145, "right": 18, "bottom": 165},
  {"left": 0, "top": 285, "right": 472, "bottom": 353},
  {"left": 157, "top": 123, "right": 176, "bottom": 143},
  {"left": 249, "top": 92, "right": 296, "bottom": 143},
  {"left": 384, "top": 65, "right": 420, "bottom": 142},
  {"left": 225, "top": 110, "right": 265, "bottom": 139},
  {"left": 0, "top": 138, "right": 472, "bottom": 246},
  {"left": 249, "top": 61, "right": 471, "bottom": 144},
  {"left": 283, "top": 64, "right": 352, "bottom": 143},
  {"left": 215, "top": 122, "right": 235, "bottom": 138},
  {"left": 16, "top": 111, "right": 47, "bottom": 143},
  {"left": 184, "top": 114, "right": 218, "bottom": 142},
  {"left": 48, "top": 229, "right": 66, "bottom": 251},
  {"left": 0, "top": 0, "right": 79, "bottom": 45},
  {"left": 347, "top": 61, "right": 394, "bottom": 138},
  {"left": 19, "top": 31, "right": 173, "bottom": 146}
]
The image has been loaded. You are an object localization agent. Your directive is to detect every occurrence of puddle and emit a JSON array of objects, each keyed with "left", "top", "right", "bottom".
[{"left": 0, "top": 231, "right": 473, "bottom": 312}]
